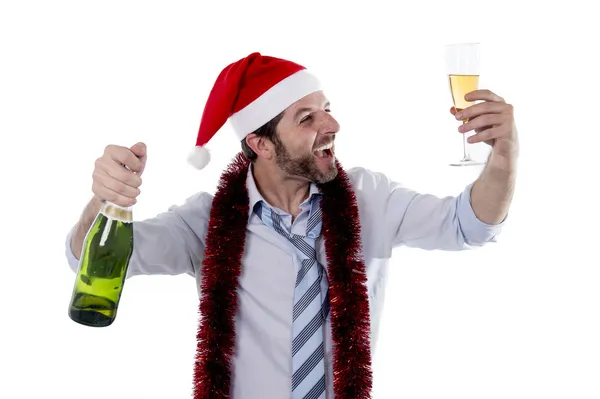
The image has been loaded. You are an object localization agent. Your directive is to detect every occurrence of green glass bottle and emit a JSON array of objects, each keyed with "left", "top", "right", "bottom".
[{"left": 68, "top": 201, "right": 134, "bottom": 327}]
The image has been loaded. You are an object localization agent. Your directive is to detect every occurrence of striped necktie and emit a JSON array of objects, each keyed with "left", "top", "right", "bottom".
[{"left": 257, "top": 202, "right": 329, "bottom": 399}]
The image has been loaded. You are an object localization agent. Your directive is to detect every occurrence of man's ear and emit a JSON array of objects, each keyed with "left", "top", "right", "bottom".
[{"left": 246, "top": 134, "right": 274, "bottom": 160}]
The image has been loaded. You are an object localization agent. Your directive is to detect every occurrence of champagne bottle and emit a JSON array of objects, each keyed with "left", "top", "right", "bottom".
[{"left": 68, "top": 201, "right": 134, "bottom": 327}]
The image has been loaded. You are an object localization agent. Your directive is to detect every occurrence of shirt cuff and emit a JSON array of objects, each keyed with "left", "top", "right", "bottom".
[{"left": 457, "top": 182, "right": 506, "bottom": 245}]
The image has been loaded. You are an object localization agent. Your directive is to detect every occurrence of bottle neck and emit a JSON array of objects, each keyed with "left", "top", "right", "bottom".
[{"left": 102, "top": 201, "right": 133, "bottom": 222}]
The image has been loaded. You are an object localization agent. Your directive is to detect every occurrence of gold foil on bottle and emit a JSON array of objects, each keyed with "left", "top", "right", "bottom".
[{"left": 103, "top": 204, "right": 133, "bottom": 222}]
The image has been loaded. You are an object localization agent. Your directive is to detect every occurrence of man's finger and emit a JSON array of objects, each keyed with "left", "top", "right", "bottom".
[
  {"left": 464, "top": 89, "right": 505, "bottom": 103},
  {"left": 467, "top": 126, "right": 502, "bottom": 144},
  {"left": 459, "top": 114, "right": 504, "bottom": 134},
  {"left": 130, "top": 142, "right": 147, "bottom": 175},
  {"left": 94, "top": 171, "right": 141, "bottom": 198},
  {"left": 106, "top": 145, "right": 144, "bottom": 173},
  {"left": 92, "top": 180, "right": 137, "bottom": 207},
  {"left": 456, "top": 101, "right": 506, "bottom": 121},
  {"left": 130, "top": 142, "right": 147, "bottom": 159},
  {"left": 101, "top": 158, "right": 143, "bottom": 188}
]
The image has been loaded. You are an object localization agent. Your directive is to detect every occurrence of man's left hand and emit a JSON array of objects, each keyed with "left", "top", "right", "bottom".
[{"left": 450, "top": 89, "right": 519, "bottom": 160}]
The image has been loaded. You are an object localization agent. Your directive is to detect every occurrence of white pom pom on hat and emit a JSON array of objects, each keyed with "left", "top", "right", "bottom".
[
  {"left": 188, "top": 52, "right": 322, "bottom": 170},
  {"left": 187, "top": 145, "right": 211, "bottom": 170}
]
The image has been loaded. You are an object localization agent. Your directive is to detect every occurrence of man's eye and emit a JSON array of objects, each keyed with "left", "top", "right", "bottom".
[{"left": 300, "top": 115, "right": 312, "bottom": 124}]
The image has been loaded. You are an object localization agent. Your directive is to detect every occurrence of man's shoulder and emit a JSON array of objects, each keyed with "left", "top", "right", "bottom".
[
  {"left": 344, "top": 165, "right": 398, "bottom": 192},
  {"left": 345, "top": 165, "right": 385, "bottom": 179},
  {"left": 166, "top": 191, "right": 214, "bottom": 218},
  {"left": 182, "top": 191, "right": 215, "bottom": 205}
]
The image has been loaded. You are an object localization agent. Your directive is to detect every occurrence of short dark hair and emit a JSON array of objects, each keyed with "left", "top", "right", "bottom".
[{"left": 241, "top": 111, "right": 284, "bottom": 162}]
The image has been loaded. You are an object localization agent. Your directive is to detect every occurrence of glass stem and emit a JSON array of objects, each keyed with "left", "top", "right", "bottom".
[{"left": 462, "top": 121, "right": 471, "bottom": 161}]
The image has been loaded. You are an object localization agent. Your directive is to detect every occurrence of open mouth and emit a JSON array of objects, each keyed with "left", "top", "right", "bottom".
[{"left": 313, "top": 142, "right": 334, "bottom": 159}]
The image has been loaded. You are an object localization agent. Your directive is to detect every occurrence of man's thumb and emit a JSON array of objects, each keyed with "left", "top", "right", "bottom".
[{"left": 130, "top": 142, "right": 147, "bottom": 159}]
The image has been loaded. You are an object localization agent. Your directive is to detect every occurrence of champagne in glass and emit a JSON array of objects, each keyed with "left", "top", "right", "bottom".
[
  {"left": 449, "top": 74, "right": 479, "bottom": 114},
  {"left": 68, "top": 201, "right": 134, "bottom": 327},
  {"left": 445, "top": 43, "right": 485, "bottom": 166}
]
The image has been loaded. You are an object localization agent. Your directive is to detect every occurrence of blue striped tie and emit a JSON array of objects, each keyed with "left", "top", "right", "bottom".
[{"left": 259, "top": 202, "right": 329, "bottom": 399}]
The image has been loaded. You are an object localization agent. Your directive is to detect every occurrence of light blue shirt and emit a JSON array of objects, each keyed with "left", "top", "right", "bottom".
[{"left": 65, "top": 165, "right": 505, "bottom": 399}]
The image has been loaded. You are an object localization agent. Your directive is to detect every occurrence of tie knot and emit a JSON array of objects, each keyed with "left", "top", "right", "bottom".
[{"left": 254, "top": 200, "right": 322, "bottom": 239}]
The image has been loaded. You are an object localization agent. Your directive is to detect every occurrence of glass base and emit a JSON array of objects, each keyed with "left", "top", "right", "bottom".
[{"left": 450, "top": 158, "right": 486, "bottom": 167}]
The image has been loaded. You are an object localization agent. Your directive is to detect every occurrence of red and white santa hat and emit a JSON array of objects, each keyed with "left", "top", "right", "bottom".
[{"left": 187, "top": 52, "right": 323, "bottom": 170}]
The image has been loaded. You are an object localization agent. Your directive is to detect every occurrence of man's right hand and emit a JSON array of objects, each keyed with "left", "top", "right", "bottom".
[{"left": 92, "top": 142, "right": 147, "bottom": 207}]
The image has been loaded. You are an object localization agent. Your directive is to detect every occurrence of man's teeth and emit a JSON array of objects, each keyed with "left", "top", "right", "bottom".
[{"left": 314, "top": 142, "right": 333, "bottom": 152}]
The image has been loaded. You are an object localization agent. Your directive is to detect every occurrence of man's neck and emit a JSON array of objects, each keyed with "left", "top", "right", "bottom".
[{"left": 252, "top": 163, "right": 311, "bottom": 218}]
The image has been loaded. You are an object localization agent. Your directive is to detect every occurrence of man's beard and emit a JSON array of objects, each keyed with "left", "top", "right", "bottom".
[{"left": 273, "top": 136, "right": 338, "bottom": 184}]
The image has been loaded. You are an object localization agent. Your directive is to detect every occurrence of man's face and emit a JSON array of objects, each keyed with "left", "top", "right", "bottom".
[{"left": 272, "top": 91, "right": 340, "bottom": 184}]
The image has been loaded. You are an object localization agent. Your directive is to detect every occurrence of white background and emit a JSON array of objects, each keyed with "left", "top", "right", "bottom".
[{"left": 1, "top": 0, "right": 599, "bottom": 398}]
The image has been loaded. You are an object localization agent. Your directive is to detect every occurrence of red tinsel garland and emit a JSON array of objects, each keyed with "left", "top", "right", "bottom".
[{"left": 193, "top": 152, "right": 373, "bottom": 398}]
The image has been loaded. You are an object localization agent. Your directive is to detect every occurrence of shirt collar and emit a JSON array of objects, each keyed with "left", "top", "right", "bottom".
[{"left": 246, "top": 164, "right": 322, "bottom": 223}]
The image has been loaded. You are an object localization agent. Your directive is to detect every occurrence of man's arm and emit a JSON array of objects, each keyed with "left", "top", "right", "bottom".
[
  {"left": 69, "top": 195, "right": 104, "bottom": 259},
  {"left": 457, "top": 88, "right": 519, "bottom": 226},
  {"left": 470, "top": 152, "right": 517, "bottom": 225},
  {"left": 65, "top": 192, "right": 212, "bottom": 279},
  {"left": 348, "top": 167, "right": 504, "bottom": 255},
  {"left": 352, "top": 90, "right": 518, "bottom": 255},
  {"left": 378, "top": 150, "right": 517, "bottom": 253},
  {"left": 66, "top": 142, "right": 208, "bottom": 278}
]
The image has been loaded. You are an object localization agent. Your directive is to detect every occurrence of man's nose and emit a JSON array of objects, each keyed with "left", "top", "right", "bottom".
[{"left": 318, "top": 111, "right": 340, "bottom": 135}]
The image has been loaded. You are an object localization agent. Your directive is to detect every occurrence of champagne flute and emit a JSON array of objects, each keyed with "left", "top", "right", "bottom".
[{"left": 445, "top": 42, "right": 485, "bottom": 166}]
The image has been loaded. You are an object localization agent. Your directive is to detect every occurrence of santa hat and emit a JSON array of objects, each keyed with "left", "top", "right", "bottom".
[{"left": 187, "top": 52, "right": 323, "bottom": 170}]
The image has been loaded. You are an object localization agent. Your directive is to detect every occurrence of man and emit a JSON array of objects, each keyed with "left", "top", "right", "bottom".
[{"left": 65, "top": 52, "right": 518, "bottom": 399}]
